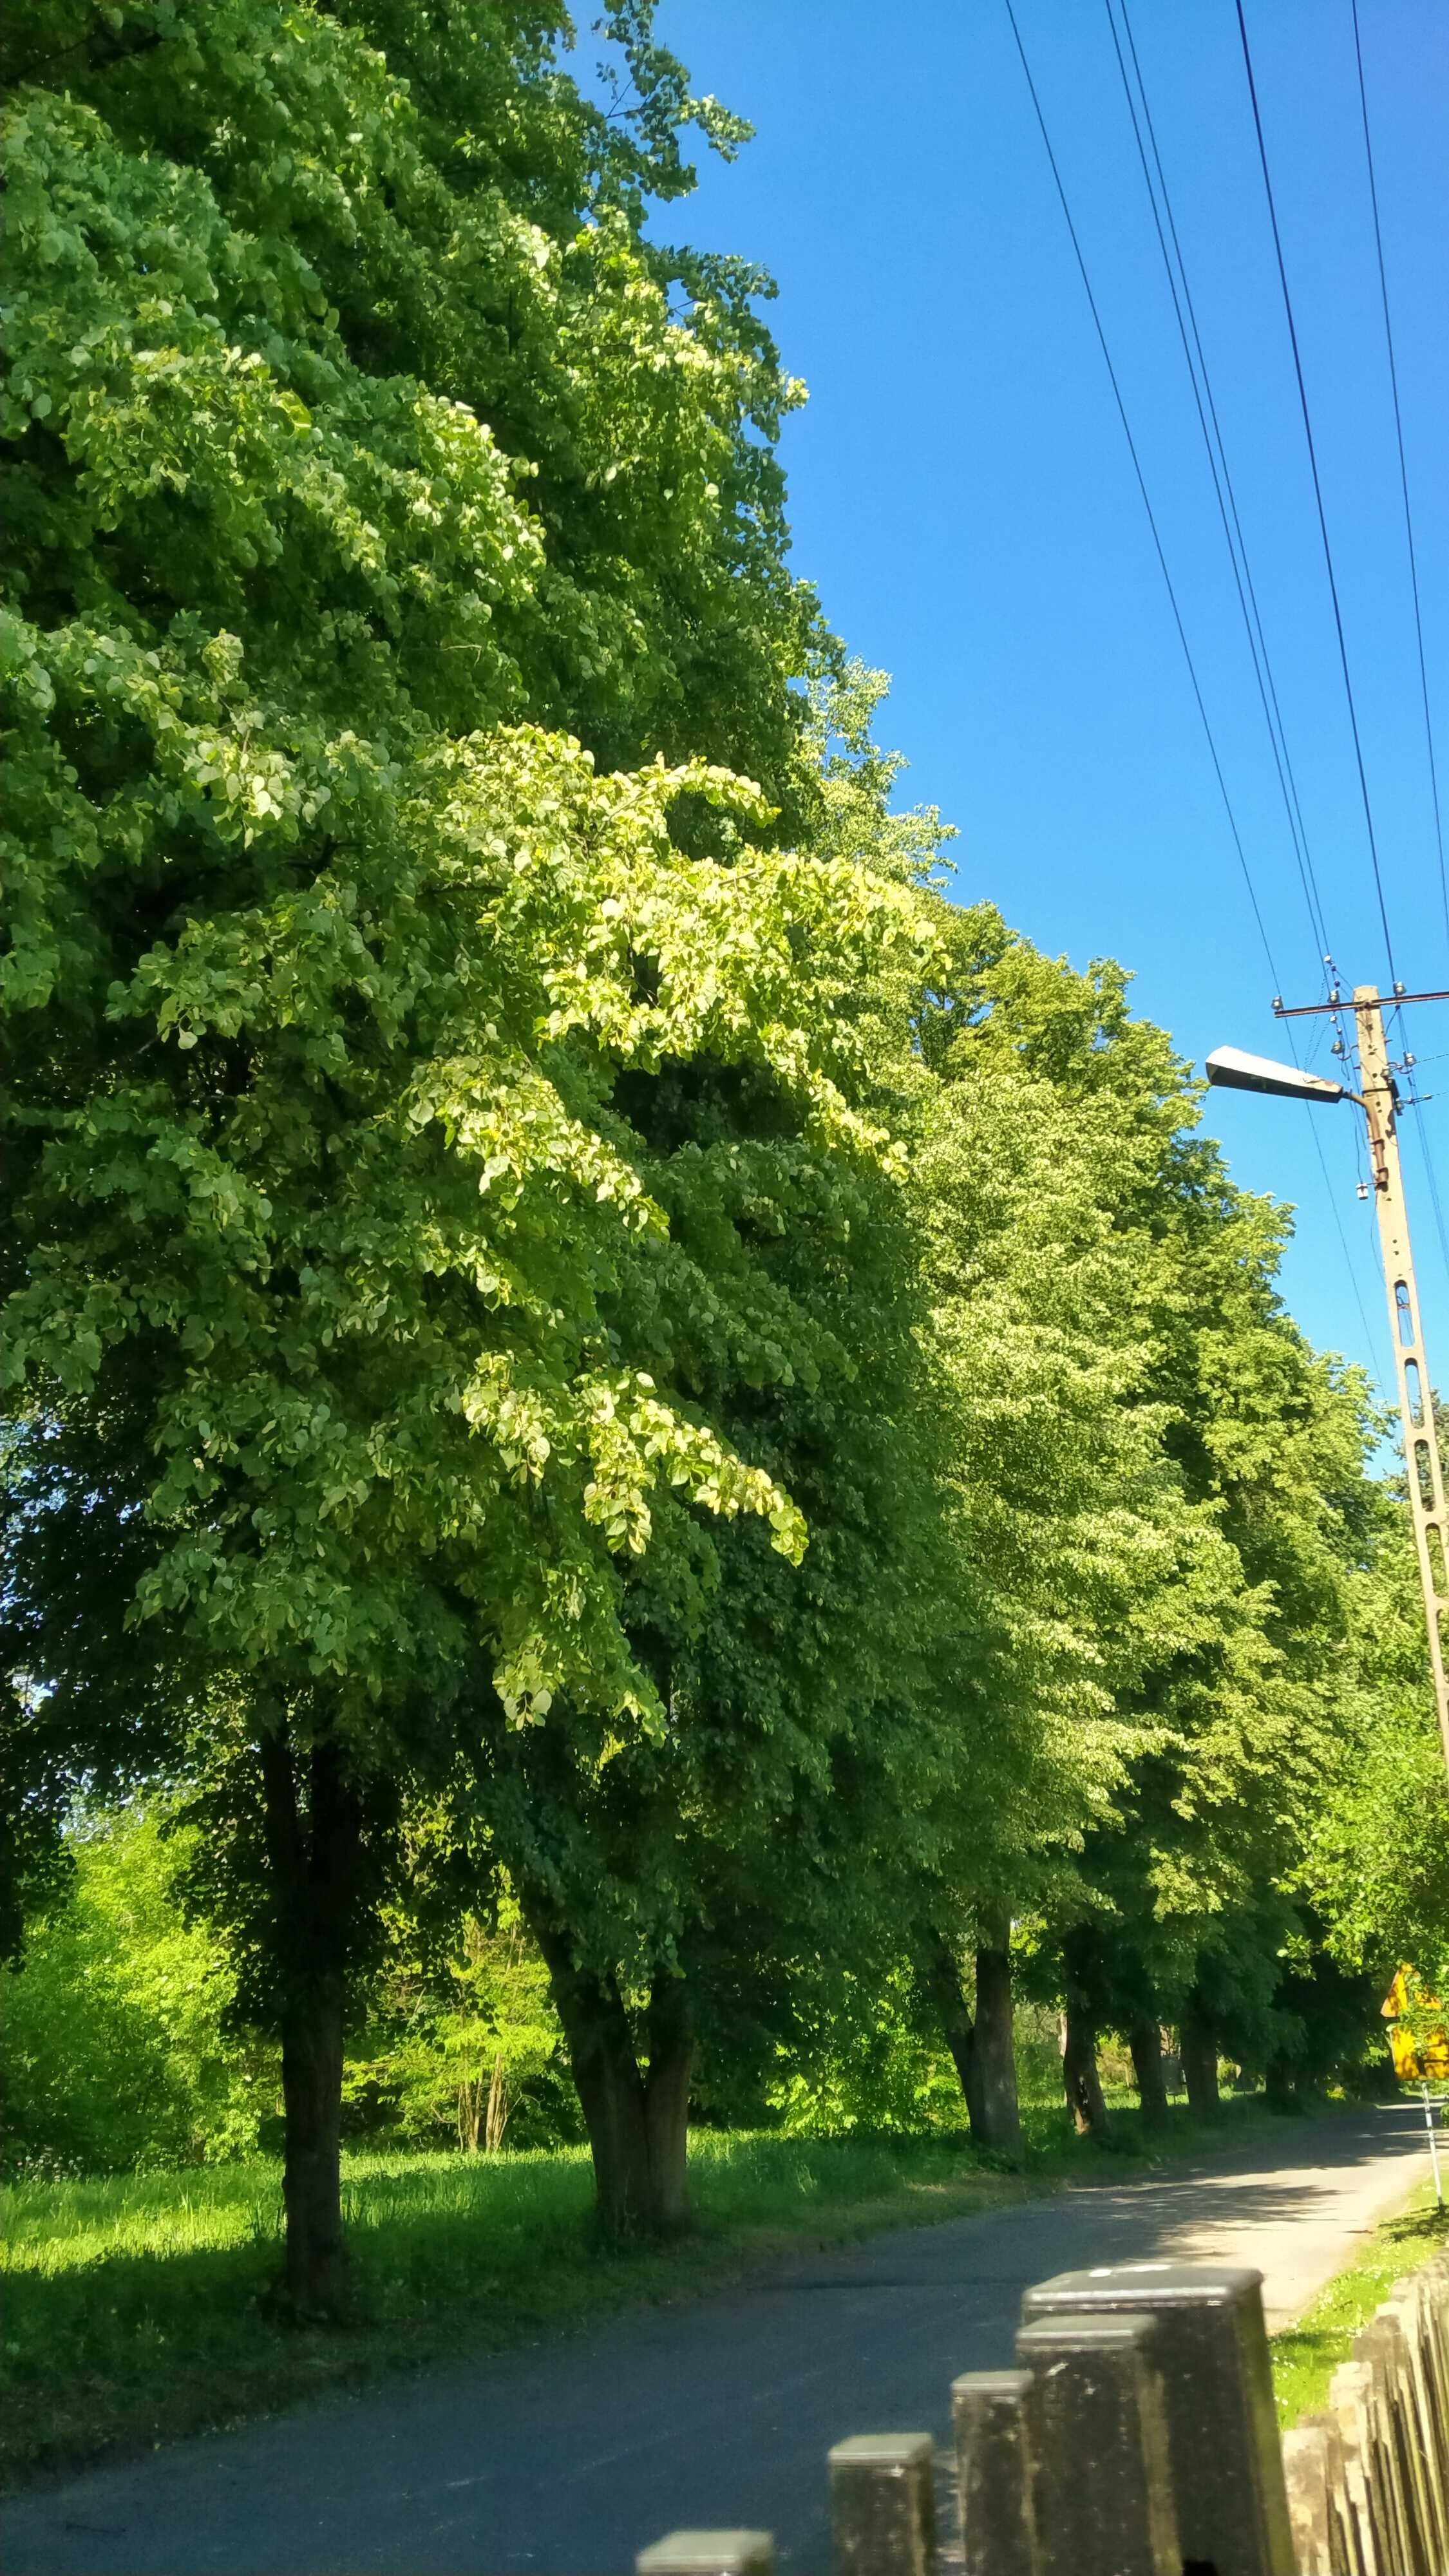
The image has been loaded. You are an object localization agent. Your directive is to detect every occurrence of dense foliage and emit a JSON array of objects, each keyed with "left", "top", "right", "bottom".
[{"left": 3, "top": 0, "right": 1440, "bottom": 2298}]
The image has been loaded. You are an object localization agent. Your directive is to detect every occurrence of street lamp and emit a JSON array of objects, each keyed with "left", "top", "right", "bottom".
[
  {"left": 1207, "top": 987, "right": 1449, "bottom": 1783},
  {"left": 1204, "top": 1045, "right": 1350, "bottom": 1107}
]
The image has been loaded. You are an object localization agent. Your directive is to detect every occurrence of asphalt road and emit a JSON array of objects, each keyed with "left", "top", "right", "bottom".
[{"left": 2, "top": 2101, "right": 1429, "bottom": 2576}]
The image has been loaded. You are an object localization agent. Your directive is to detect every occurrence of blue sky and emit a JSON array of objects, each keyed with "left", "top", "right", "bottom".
[{"left": 648, "top": 0, "right": 1449, "bottom": 1407}]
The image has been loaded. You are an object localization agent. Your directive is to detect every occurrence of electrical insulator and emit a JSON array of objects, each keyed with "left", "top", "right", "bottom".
[{"left": 1356, "top": 1182, "right": 1369, "bottom": 1201}]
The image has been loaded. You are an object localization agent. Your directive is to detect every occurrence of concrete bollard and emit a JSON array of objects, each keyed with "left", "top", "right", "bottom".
[
  {"left": 1427, "top": 2253, "right": 1449, "bottom": 2453},
  {"left": 828, "top": 2432, "right": 936, "bottom": 2576},
  {"left": 1416, "top": 2261, "right": 1449, "bottom": 2465},
  {"left": 1282, "top": 2414, "right": 1368, "bottom": 2576},
  {"left": 1342, "top": 2341, "right": 1417, "bottom": 2576},
  {"left": 1354, "top": 2312, "right": 1433, "bottom": 2573},
  {"left": 1280, "top": 2418, "right": 1335, "bottom": 2576},
  {"left": 1383, "top": 2273, "right": 1449, "bottom": 2565},
  {"left": 1327, "top": 2360, "right": 1387, "bottom": 2576},
  {"left": 1320, "top": 2410, "right": 1371, "bottom": 2576},
  {"left": 1425, "top": 2260, "right": 1449, "bottom": 2483},
  {"left": 1423, "top": 2257, "right": 1443, "bottom": 2370},
  {"left": 1014, "top": 2309, "right": 1180, "bottom": 2576},
  {"left": 950, "top": 2369, "right": 1041, "bottom": 2576},
  {"left": 634, "top": 2254, "right": 1449, "bottom": 2576},
  {"left": 636, "top": 2534, "right": 776, "bottom": 2575},
  {"left": 1019, "top": 2261, "right": 1294, "bottom": 2575},
  {"left": 1416, "top": 2251, "right": 1448, "bottom": 2403}
]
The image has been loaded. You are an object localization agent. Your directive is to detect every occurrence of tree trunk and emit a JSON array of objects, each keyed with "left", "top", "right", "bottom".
[
  {"left": 923, "top": 1925, "right": 977, "bottom": 2104},
  {"left": 1062, "top": 2001, "right": 1110, "bottom": 2138},
  {"left": 278, "top": 1969, "right": 347, "bottom": 2318},
  {"left": 258, "top": 1727, "right": 359, "bottom": 2320},
  {"left": 1180, "top": 1993, "right": 1221, "bottom": 2119},
  {"left": 1264, "top": 2053, "right": 1299, "bottom": 2113},
  {"left": 525, "top": 1906, "right": 692, "bottom": 2236},
  {"left": 641, "top": 1977, "right": 693, "bottom": 2231},
  {"left": 562, "top": 1973, "right": 654, "bottom": 2232},
  {"left": 971, "top": 1911, "right": 1023, "bottom": 2155},
  {"left": 457, "top": 2074, "right": 484, "bottom": 2152},
  {"left": 484, "top": 2052, "right": 509, "bottom": 2154},
  {"left": 922, "top": 1920, "right": 1023, "bottom": 2155},
  {"left": 1128, "top": 2020, "right": 1171, "bottom": 2128}
]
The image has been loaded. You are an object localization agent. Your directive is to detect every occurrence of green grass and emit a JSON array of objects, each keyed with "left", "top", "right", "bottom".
[
  {"left": 0, "top": 2091, "right": 1300, "bottom": 2488},
  {"left": 1270, "top": 2178, "right": 1449, "bottom": 2428}
]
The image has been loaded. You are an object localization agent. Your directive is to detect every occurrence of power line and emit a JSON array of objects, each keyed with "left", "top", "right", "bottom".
[
  {"left": 1283, "top": 998, "right": 1393, "bottom": 1371},
  {"left": 1002, "top": 0, "right": 1283, "bottom": 993},
  {"left": 1277, "top": 1000, "right": 1392, "bottom": 1370},
  {"left": 1233, "top": 0, "right": 1401, "bottom": 989},
  {"left": 1405, "top": 1092, "right": 1449, "bottom": 1285},
  {"left": 1350, "top": 0, "right": 1449, "bottom": 957},
  {"left": 1094, "top": 1, "right": 1388, "bottom": 1366},
  {"left": 1106, "top": 0, "right": 1333, "bottom": 975},
  {"left": 1303, "top": 1107, "right": 1392, "bottom": 1372},
  {"left": 1340, "top": 1083, "right": 1405, "bottom": 1390},
  {"left": 1005, "top": 0, "right": 1397, "bottom": 1388},
  {"left": 1422, "top": 1122, "right": 1449, "bottom": 1278}
]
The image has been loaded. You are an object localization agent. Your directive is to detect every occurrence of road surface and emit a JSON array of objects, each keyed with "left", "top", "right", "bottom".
[{"left": 2, "top": 2100, "right": 1428, "bottom": 2576}]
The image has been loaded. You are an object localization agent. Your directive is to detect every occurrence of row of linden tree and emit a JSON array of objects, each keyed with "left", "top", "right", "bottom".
[{"left": 3, "top": 0, "right": 1441, "bottom": 2313}]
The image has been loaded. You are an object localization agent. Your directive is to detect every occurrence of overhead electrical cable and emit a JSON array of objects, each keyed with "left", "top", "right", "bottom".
[
  {"left": 1350, "top": 0, "right": 1449, "bottom": 954},
  {"left": 1002, "top": 0, "right": 1282, "bottom": 993},
  {"left": 1007, "top": 0, "right": 1388, "bottom": 1372},
  {"left": 1401, "top": 1056, "right": 1449, "bottom": 1281},
  {"left": 1403, "top": 1072, "right": 1449, "bottom": 1290},
  {"left": 1421, "top": 1126, "right": 1449, "bottom": 1278},
  {"left": 1108, "top": 0, "right": 1333, "bottom": 975},
  {"left": 1347, "top": 0, "right": 1449, "bottom": 1294},
  {"left": 1105, "top": 0, "right": 1388, "bottom": 1350},
  {"left": 1399, "top": 1078, "right": 1449, "bottom": 1282},
  {"left": 1309, "top": 1116, "right": 1392, "bottom": 1367},
  {"left": 1233, "top": 0, "right": 1400, "bottom": 989},
  {"left": 1105, "top": 0, "right": 1331, "bottom": 972}
]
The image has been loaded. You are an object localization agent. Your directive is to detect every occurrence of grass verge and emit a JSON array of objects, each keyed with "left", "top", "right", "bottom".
[
  {"left": 1, "top": 2091, "right": 1300, "bottom": 2487},
  {"left": 1270, "top": 2175, "right": 1448, "bottom": 2427}
]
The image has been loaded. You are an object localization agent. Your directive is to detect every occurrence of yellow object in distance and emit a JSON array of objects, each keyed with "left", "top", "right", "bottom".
[{"left": 1383, "top": 1965, "right": 1449, "bottom": 2081}]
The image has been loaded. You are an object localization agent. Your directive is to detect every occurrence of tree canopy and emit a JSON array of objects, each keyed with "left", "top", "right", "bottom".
[{"left": 3, "top": 0, "right": 1438, "bottom": 2296}]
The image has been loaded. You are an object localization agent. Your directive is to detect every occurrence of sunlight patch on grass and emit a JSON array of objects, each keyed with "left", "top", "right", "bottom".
[{"left": 1270, "top": 2179, "right": 1448, "bottom": 2428}]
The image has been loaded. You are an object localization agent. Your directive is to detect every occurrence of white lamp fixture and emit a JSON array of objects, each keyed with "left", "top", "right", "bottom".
[{"left": 1204, "top": 1046, "right": 1345, "bottom": 1105}]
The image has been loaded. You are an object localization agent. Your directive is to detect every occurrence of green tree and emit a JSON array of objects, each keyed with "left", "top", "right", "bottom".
[
  {"left": 819, "top": 665, "right": 1388, "bottom": 2144},
  {"left": 1298, "top": 1472, "right": 1449, "bottom": 2011},
  {"left": 344, "top": 1886, "right": 570, "bottom": 2154},
  {"left": 1, "top": 1, "right": 914, "bottom": 2306},
  {"left": 762, "top": 672, "right": 1166, "bottom": 2148},
  {"left": 1023, "top": 1110, "right": 1383, "bottom": 2127},
  {"left": 1, "top": 1805, "right": 265, "bottom": 2174},
  {"left": 797, "top": 674, "right": 1219, "bottom": 2147},
  {"left": 488, "top": 876, "right": 959, "bottom": 2231}
]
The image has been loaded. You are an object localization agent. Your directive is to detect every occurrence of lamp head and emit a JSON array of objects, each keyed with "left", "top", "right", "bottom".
[{"left": 1205, "top": 1046, "right": 1345, "bottom": 1105}]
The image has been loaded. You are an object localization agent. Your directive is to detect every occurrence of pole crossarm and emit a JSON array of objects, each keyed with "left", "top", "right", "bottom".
[
  {"left": 1274, "top": 987, "right": 1449, "bottom": 1018},
  {"left": 1354, "top": 985, "right": 1449, "bottom": 1779}
]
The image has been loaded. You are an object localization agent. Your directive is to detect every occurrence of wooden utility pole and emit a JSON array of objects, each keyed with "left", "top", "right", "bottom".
[{"left": 1354, "top": 986, "right": 1449, "bottom": 1779}]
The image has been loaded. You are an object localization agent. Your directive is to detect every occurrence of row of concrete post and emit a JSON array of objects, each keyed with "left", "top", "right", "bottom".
[
  {"left": 1281, "top": 2249, "right": 1449, "bottom": 2575},
  {"left": 635, "top": 2249, "right": 1448, "bottom": 2576}
]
